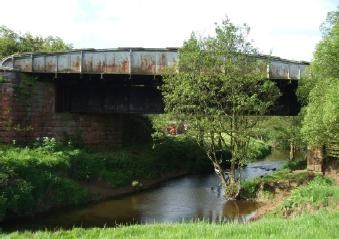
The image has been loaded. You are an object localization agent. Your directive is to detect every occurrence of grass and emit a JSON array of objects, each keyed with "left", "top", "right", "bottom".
[
  {"left": 2, "top": 211, "right": 338, "bottom": 239},
  {"left": 239, "top": 168, "right": 309, "bottom": 199},
  {"left": 277, "top": 176, "right": 339, "bottom": 217}
]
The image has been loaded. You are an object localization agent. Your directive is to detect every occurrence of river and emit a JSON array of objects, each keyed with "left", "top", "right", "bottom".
[{"left": 2, "top": 150, "right": 298, "bottom": 231}]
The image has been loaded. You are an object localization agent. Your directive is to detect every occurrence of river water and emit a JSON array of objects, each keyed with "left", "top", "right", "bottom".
[{"left": 3, "top": 150, "right": 297, "bottom": 231}]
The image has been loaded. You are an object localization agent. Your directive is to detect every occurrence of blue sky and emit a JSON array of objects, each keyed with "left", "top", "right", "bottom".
[{"left": 0, "top": 0, "right": 337, "bottom": 61}]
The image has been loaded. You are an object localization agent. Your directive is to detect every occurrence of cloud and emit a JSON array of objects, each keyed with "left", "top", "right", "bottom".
[{"left": 0, "top": 0, "right": 337, "bottom": 61}]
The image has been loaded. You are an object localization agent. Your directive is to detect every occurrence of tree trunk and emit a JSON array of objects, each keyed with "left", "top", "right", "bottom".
[
  {"left": 225, "top": 160, "right": 240, "bottom": 199},
  {"left": 289, "top": 141, "right": 295, "bottom": 161},
  {"left": 212, "top": 160, "right": 239, "bottom": 199}
]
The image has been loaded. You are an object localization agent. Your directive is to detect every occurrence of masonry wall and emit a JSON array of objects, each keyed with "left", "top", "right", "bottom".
[
  {"left": 307, "top": 145, "right": 325, "bottom": 174},
  {"left": 0, "top": 71, "right": 137, "bottom": 148}
]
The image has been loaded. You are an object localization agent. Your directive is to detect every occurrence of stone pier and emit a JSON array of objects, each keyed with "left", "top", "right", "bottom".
[{"left": 307, "top": 145, "right": 325, "bottom": 174}]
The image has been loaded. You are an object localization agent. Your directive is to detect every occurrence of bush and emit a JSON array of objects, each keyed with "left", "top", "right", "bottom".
[
  {"left": 239, "top": 180, "right": 259, "bottom": 198},
  {"left": 248, "top": 140, "right": 272, "bottom": 161},
  {"left": 0, "top": 145, "right": 88, "bottom": 221},
  {"left": 284, "top": 159, "right": 307, "bottom": 170},
  {"left": 48, "top": 177, "right": 89, "bottom": 206},
  {"left": 153, "top": 136, "right": 210, "bottom": 173}
]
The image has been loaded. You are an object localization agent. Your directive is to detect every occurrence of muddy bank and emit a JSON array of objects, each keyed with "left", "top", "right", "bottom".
[
  {"left": 253, "top": 190, "right": 291, "bottom": 220},
  {"left": 80, "top": 171, "right": 189, "bottom": 202}
]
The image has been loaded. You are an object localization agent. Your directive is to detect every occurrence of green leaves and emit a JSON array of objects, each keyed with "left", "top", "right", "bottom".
[
  {"left": 0, "top": 25, "right": 72, "bottom": 59},
  {"left": 162, "top": 17, "right": 280, "bottom": 198},
  {"left": 298, "top": 9, "right": 339, "bottom": 146}
]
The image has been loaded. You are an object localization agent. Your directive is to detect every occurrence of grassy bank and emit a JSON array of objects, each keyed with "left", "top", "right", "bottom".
[
  {"left": 277, "top": 175, "right": 339, "bottom": 218},
  {"left": 239, "top": 158, "right": 308, "bottom": 199},
  {"left": 0, "top": 136, "right": 210, "bottom": 222}
]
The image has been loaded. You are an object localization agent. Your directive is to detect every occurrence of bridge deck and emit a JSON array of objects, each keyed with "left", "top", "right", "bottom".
[{"left": 1, "top": 48, "right": 308, "bottom": 80}]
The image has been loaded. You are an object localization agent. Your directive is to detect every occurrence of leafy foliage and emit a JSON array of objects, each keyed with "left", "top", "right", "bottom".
[
  {"left": 254, "top": 116, "right": 304, "bottom": 150},
  {"left": 0, "top": 136, "right": 210, "bottom": 221},
  {"left": 162, "top": 17, "right": 280, "bottom": 198},
  {"left": 298, "top": 10, "right": 339, "bottom": 146},
  {"left": 0, "top": 25, "right": 72, "bottom": 59}
]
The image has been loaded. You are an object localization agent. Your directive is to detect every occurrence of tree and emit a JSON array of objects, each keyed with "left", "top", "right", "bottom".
[
  {"left": 254, "top": 116, "right": 304, "bottom": 160},
  {"left": 298, "top": 9, "right": 339, "bottom": 147},
  {"left": 0, "top": 26, "right": 72, "bottom": 59},
  {"left": 162, "top": 17, "right": 280, "bottom": 199}
]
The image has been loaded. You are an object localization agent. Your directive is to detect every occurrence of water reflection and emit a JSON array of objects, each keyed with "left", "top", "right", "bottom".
[{"left": 2, "top": 150, "right": 294, "bottom": 231}]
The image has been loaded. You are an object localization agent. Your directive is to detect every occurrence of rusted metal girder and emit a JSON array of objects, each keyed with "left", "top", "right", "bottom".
[{"left": 0, "top": 48, "right": 309, "bottom": 80}]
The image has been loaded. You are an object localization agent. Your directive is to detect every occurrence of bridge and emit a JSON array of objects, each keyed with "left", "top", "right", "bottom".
[
  {"left": 0, "top": 48, "right": 308, "bottom": 147},
  {"left": 1, "top": 48, "right": 307, "bottom": 78},
  {"left": 1, "top": 48, "right": 308, "bottom": 114}
]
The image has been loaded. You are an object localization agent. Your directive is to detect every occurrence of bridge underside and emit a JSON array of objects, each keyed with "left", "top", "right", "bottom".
[
  {"left": 54, "top": 74, "right": 164, "bottom": 113},
  {"left": 49, "top": 74, "right": 300, "bottom": 116}
]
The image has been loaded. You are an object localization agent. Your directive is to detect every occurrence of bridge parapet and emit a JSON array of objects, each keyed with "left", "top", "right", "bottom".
[{"left": 1, "top": 48, "right": 308, "bottom": 80}]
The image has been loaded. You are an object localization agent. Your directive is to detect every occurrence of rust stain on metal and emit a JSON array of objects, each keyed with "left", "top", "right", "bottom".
[
  {"left": 0, "top": 49, "right": 308, "bottom": 79},
  {"left": 158, "top": 53, "right": 167, "bottom": 72},
  {"left": 106, "top": 57, "right": 129, "bottom": 73},
  {"left": 122, "top": 59, "right": 129, "bottom": 73},
  {"left": 83, "top": 60, "right": 94, "bottom": 72},
  {"left": 106, "top": 59, "right": 118, "bottom": 73},
  {"left": 45, "top": 56, "right": 57, "bottom": 72},
  {"left": 72, "top": 56, "right": 81, "bottom": 70},
  {"left": 15, "top": 63, "right": 29, "bottom": 72},
  {"left": 95, "top": 60, "right": 104, "bottom": 72},
  {"left": 46, "top": 63, "right": 56, "bottom": 72},
  {"left": 140, "top": 56, "right": 156, "bottom": 74}
]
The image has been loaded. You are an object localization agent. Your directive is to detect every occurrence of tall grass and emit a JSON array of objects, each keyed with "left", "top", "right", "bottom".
[{"left": 278, "top": 176, "right": 339, "bottom": 217}]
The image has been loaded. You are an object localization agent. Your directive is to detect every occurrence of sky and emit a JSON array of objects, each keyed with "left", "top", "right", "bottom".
[{"left": 0, "top": 0, "right": 337, "bottom": 61}]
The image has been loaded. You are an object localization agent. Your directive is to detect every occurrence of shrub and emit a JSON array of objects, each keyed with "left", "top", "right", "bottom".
[
  {"left": 284, "top": 159, "right": 307, "bottom": 170},
  {"left": 48, "top": 177, "right": 89, "bottom": 206}
]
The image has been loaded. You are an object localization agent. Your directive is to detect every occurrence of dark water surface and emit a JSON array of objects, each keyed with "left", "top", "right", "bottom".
[{"left": 2, "top": 150, "right": 298, "bottom": 231}]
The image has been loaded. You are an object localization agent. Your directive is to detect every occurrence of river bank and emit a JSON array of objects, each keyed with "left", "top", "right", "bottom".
[
  {"left": 2, "top": 174, "right": 339, "bottom": 238},
  {"left": 1, "top": 150, "right": 296, "bottom": 231},
  {"left": 1, "top": 144, "right": 338, "bottom": 238},
  {"left": 0, "top": 136, "right": 209, "bottom": 223},
  {"left": 253, "top": 157, "right": 339, "bottom": 221},
  {"left": 0, "top": 136, "right": 271, "bottom": 224}
]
